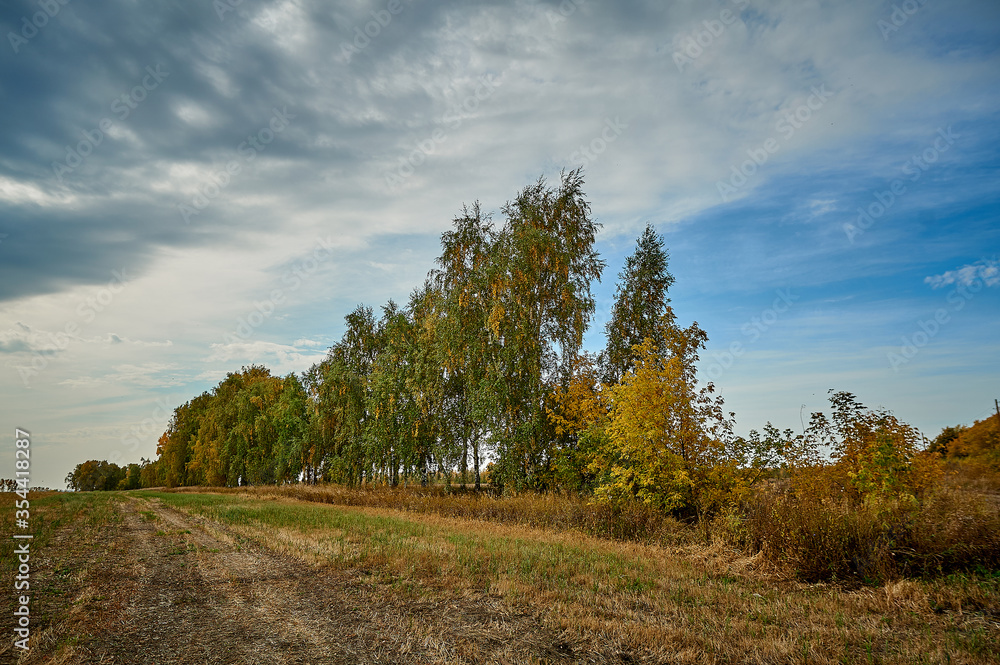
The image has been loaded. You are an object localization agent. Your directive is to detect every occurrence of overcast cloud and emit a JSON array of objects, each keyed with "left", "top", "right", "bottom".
[{"left": 2, "top": 0, "right": 999, "bottom": 488}]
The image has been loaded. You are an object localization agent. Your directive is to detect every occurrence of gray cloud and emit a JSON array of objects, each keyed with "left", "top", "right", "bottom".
[{"left": 3, "top": 0, "right": 998, "bottom": 307}]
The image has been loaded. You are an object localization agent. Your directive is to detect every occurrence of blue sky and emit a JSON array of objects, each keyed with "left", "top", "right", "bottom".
[{"left": 1, "top": 0, "right": 998, "bottom": 489}]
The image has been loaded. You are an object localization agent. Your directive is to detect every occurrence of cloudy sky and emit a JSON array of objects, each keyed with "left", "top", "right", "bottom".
[{"left": 2, "top": 0, "right": 998, "bottom": 489}]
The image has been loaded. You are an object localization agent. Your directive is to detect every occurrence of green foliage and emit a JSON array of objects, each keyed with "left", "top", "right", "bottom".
[
  {"left": 545, "top": 353, "right": 609, "bottom": 492},
  {"left": 601, "top": 223, "right": 675, "bottom": 385},
  {"left": 118, "top": 463, "right": 142, "bottom": 490},
  {"left": 433, "top": 202, "right": 496, "bottom": 489},
  {"left": 67, "top": 170, "right": 989, "bottom": 591},
  {"left": 482, "top": 169, "right": 605, "bottom": 491},
  {"left": 131, "top": 366, "right": 311, "bottom": 489},
  {"left": 65, "top": 460, "right": 126, "bottom": 491},
  {"left": 71, "top": 172, "right": 608, "bottom": 493}
]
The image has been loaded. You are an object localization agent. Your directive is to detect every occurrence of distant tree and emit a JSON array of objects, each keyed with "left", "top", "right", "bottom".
[
  {"left": 66, "top": 460, "right": 126, "bottom": 491},
  {"left": 368, "top": 300, "right": 418, "bottom": 485},
  {"left": 948, "top": 417, "right": 1000, "bottom": 460},
  {"left": 303, "top": 306, "right": 379, "bottom": 485},
  {"left": 121, "top": 171, "right": 629, "bottom": 492},
  {"left": 272, "top": 374, "right": 310, "bottom": 484},
  {"left": 928, "top": 425, "right": 965, "bottom": 456},
  {"left": 601, "top": 224, "right": 675, "bottom": 385},
  {"left": 138, "top": 457, "right": 161, "bottom": 488},
  {"left": 404, "top": 283, "right": 454, "bottom": 484},
  {"left": 157, "top": 393, "right": 210, "bottom": 488},
  {"left": 167, "top": 366, "right": 310, "bottom": 487},
  {"left": 118, "top": 463, "right": 142, "bottom": 490}
]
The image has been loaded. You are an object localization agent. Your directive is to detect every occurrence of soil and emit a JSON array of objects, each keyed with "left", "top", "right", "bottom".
[{"left": 7, "top": 497, "right": 583, "bottom": 665}]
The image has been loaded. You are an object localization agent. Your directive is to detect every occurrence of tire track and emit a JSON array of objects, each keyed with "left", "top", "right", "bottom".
[{"left": 68, "top": 497, "right": 580, "bottom": 664}]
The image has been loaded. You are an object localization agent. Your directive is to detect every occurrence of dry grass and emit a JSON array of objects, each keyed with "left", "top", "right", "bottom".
[
  {"left": 0, "top": 491, "right": 127, "bottom": 664},
  {"left": 146, "top": 489, "right": 1000, "bottom": 664},
  {"left": 7, "top": 483, "right": 997, "bottom": 662},
  {"left": 726, "top": 485, "right": 1000, "bottom": 584},
  {"left": 172, "top": 479, "right": 1000, "bottom": 584},
  {"left": 173, "top": 483, "right": 694, "bottom": 545},
  {"left": 943, "top": 458, "right": 1000, "bottom": 496}
]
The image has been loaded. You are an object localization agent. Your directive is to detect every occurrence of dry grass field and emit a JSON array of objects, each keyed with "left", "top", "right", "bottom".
[{"left": 2, "top": 488, "right": 998, "bottom": 664}]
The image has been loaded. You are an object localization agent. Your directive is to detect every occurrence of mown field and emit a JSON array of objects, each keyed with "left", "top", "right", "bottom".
[{"left": 2, "top": 488, "right": 998, "bottom": 664}]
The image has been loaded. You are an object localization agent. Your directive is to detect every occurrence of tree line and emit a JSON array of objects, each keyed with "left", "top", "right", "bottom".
[
  {"left": 66, "top": 170, "right": 950, "bottom": 527},
  {"left": 70, "top": 171, "right": 688, "bottom": 492}
]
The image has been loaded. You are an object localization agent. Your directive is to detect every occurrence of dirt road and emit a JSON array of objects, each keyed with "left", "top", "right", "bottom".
[{"left": 14, "top": 497, "right": 579, "bottom": 665}]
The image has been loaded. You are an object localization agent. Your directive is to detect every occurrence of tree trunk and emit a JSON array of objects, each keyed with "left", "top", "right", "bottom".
[{"left": 473, "top": 432, "right": 481, "bottom": 490}]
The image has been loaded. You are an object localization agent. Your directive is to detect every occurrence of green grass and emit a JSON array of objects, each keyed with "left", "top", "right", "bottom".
[
  {"left": 139, "top": 490, "right": 663, "bottom": 594},
  {"left": 0, "top": 491, "right": 122, "bottom": 576},
  {"left": 140, "top": 491, "right": 999, "bottom": 661},
  {"left": 7, "top": 489, "right": 993, "bottom": 663}
]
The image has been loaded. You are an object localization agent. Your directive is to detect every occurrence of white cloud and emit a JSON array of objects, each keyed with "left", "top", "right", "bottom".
[
  {"left": 3, "top": 0, "right": 999, "bottom": 490},
  {"left": 59, "top": 363, "right": 185, "bottom": 389},
  {"left": 105, "top": 333, "right": 173, "bottom": 347},
  {"left": 205, "top": 340, "right": 327, "bottom": 372},
  {"left": 925, "top": 258, "right": 1000, "bottom": 289}
]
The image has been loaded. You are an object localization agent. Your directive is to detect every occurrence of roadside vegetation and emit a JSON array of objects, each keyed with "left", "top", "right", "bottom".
[
  {"left": 134, "top": 489, "right": 1000, "bottom": 663},
  {"left": 61, "top": 172, "right": 999, "bottom": 589}
]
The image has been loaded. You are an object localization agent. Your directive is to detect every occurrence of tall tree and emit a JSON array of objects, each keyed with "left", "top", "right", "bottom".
[
  {"left": 486, "top": 169, "right": 605, "bottom": 490},
  {"left": 304, "top": 306, "right": 379, "bottom": 485},
  {"left": 602, "top": 223, "right": 675, "bottom": 385},
  {"left": 433, "top": 203, "right": 496, "bottom": 489},
  {"left": 405, "top": 282, "right": 453, "bottom": 484},
  {"left": 156, "top": 392, "right": 210, "bottom": 488}
]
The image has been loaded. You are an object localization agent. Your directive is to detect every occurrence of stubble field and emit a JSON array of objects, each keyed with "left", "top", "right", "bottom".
[{"left": 1, "top": 489, "right": 998, "bottom": 664}]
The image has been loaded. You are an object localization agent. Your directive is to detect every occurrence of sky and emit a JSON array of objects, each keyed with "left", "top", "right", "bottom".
[{"left": 1, "top": 0, "right": 998, "bottom": 490}]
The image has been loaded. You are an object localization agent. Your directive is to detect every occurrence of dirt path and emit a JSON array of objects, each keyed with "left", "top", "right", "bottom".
[{"left": 28, "top": 497, "right": 580, "bottom": 665}]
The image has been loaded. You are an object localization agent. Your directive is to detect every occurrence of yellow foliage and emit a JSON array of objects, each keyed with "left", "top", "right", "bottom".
[
  {"left": 593, "top": 339, "right": 741, "bottom": 521},
  {"left": 949, "top": 415, "right": 1000, "bottom": 458},
  {"left": 546, "top": 356, "right": 608, "bottom": 439}
]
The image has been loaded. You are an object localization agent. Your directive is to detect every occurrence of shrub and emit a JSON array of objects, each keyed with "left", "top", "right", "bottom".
[{"left": 725, "top": 487, "right": 1000, "bottom": 583}]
